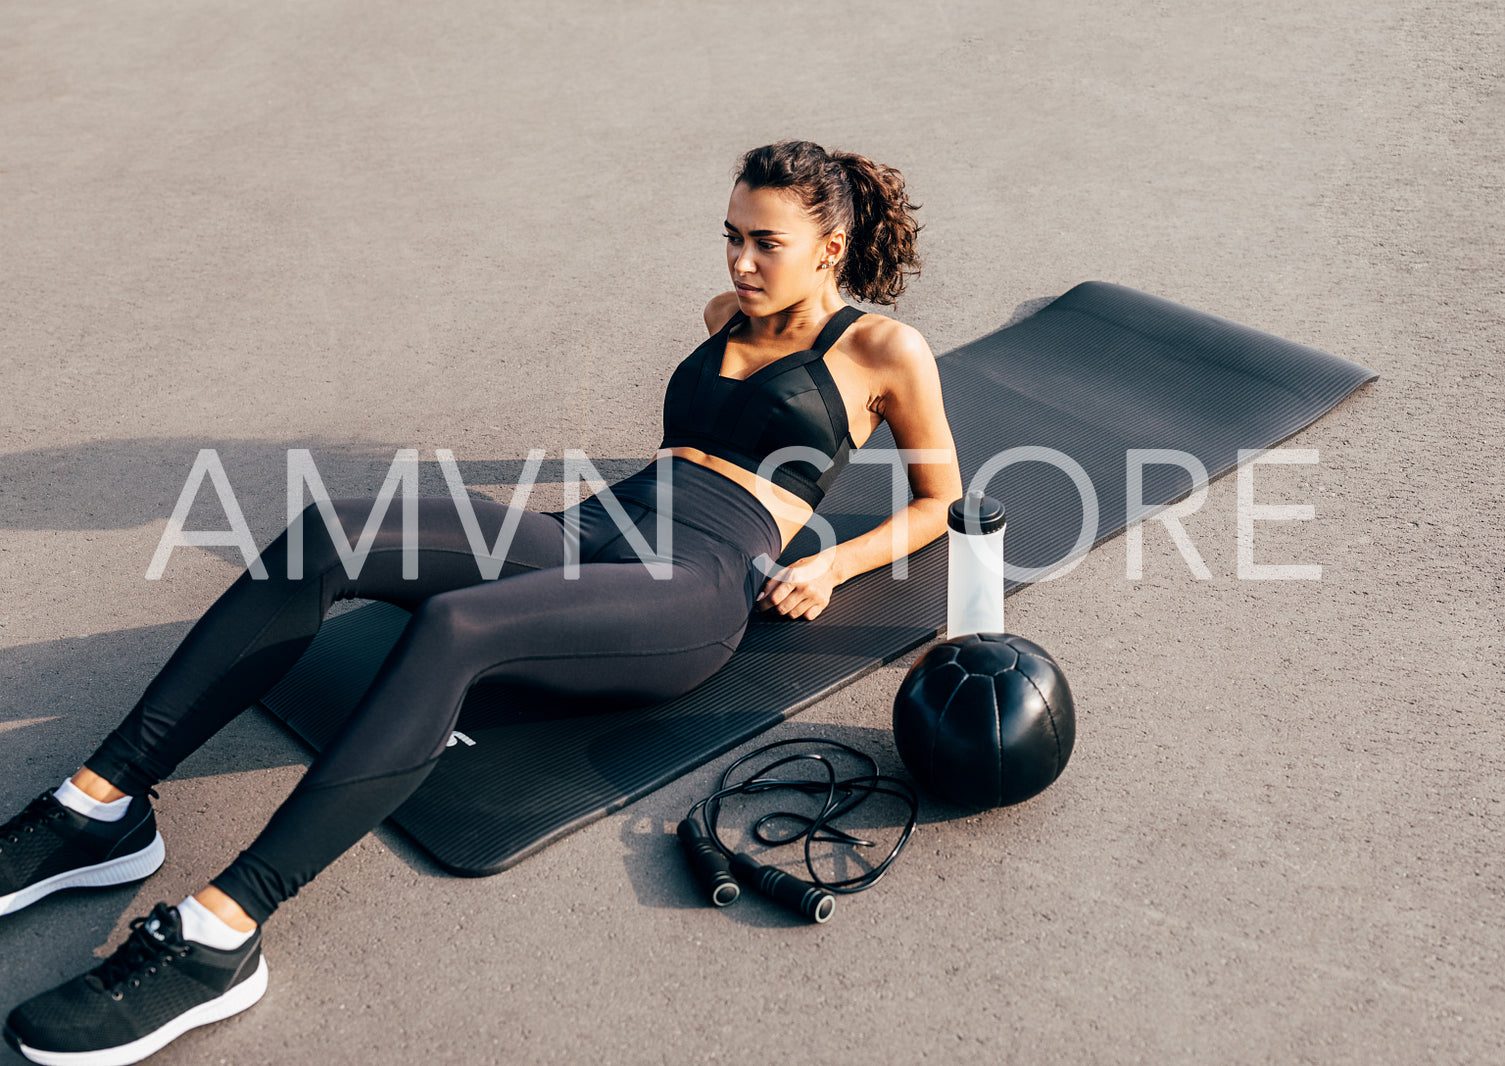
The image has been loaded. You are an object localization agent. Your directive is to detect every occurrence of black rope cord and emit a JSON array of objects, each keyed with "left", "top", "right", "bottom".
[{"left": 678, "top": 737, "right": 918, "bottom": 920}]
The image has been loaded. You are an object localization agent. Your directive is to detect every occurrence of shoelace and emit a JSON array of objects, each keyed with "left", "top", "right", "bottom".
[
  {"left": 85, "top": 903, "right": 191, "bottom": 998},
  {"left": 0, "top": 793, "right": 66, "bottom": 847},
  {"left": 0, "top": 786, "right": 158, "bottom": 851}
]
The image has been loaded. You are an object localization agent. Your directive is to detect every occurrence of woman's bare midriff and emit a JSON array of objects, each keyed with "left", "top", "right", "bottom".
[{"left": 659, "top": 446, "right": 812, "bottom": 555}]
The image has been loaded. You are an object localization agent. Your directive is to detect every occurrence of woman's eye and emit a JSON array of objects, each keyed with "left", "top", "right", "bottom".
[
  {"left": 725, "top": 234, "right": 776, "bottom": 251},
  {"left": 724, "top": 234, "right": 775, "bottom": 250}
]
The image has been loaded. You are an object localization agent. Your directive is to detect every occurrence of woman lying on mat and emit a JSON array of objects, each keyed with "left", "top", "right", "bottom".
[{"left": 0, "top": 139, "right": 962, "bottom": 1066}]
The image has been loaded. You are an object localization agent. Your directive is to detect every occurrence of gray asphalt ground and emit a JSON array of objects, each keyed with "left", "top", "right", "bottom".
[{"left": 2, "top": 1, "right": 1501, "bottom": 1063}]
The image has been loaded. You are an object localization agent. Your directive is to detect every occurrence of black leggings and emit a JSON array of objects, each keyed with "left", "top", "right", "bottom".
[{"left": 85, "top": 456, "right": 782, "bottom": 924}]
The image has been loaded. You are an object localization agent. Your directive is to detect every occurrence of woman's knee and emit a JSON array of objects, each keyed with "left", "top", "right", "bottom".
[
  {"left": 273, "top": 497, "right": 395, "bottom": 577},
  {"left": 403, "top": 591, "right": 486, "bottom": 656}
]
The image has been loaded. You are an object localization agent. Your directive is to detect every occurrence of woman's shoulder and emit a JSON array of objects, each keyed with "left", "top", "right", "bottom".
[
  {"left": 846, "top": 307, "right": 935, "bottom": 373},
  {"left": 702, "top": 291, "right": 742, "bottom": 336}
]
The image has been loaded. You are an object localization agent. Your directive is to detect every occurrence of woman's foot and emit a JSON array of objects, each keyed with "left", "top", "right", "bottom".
[
  {"left": 0, "top": 789, "right": 165, "bottom": 916},
  {"left": 3, "top": 900, "right": 267, "bottom": 1066}
]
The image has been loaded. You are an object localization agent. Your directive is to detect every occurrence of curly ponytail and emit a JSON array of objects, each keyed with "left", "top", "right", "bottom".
[{"left": 733, "top": 140, "right": 924, "bottom": 306}]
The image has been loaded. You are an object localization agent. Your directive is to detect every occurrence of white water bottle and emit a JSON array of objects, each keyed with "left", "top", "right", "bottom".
[{"left": 945, "top": 489, "right": 1007, "bottom": 638}]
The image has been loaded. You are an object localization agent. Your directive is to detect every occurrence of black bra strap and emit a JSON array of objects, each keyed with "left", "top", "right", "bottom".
[{"left": 811, "top": 305, "right": 866, "bottom": 355}]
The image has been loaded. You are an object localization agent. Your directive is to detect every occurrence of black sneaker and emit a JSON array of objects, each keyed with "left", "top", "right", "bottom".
[
  {"left": 0, "top": 791, "right": 165, "bottom": 916},
  {"left": 3, "top": 901, "right": 268, "bottom": 1066}
]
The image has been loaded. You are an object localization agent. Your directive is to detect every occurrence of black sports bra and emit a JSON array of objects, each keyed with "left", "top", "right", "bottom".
[{"left": 658, "top": 305, "right": 867, "bottom": 510}]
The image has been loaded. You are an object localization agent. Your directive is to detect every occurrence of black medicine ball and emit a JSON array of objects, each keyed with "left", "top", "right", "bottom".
[{"left": 892, "top": 632, "right": 1075, "bottom": 809}]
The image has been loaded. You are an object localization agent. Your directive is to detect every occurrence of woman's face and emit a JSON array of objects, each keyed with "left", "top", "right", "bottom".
[{"left": 724, "top": 181, "right": 840, "bottom": 312}]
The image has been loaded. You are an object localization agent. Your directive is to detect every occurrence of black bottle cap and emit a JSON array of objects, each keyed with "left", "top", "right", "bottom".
[{"left": 947, "top": 489, "right": 1006, "bottom": 534}]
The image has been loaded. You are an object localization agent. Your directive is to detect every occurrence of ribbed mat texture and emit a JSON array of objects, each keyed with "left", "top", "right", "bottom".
[{"left": 258, "top": 281, "right": 1377, "bottom": 875}]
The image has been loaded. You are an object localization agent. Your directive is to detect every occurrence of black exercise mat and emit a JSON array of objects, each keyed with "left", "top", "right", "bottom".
[{"left": 258, "top": 281, "right": 1376, "bottom": 875}]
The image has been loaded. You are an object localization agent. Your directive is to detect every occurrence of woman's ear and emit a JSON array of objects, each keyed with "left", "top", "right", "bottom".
[{"left": 824, "top": 230, "right": 846, "bottom": 265}]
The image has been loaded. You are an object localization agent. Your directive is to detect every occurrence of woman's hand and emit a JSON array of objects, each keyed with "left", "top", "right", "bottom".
[{"left": 755, "top": 547, "right": 843, "bottom": 621}]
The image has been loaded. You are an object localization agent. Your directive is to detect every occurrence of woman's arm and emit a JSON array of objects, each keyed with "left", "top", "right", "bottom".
[{"left": 757, "top": 321, "right": 964, "bottom": 621}]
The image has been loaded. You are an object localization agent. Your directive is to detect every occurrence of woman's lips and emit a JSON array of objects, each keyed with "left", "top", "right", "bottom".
[{"left": 735, "top": 283, "right": 760, "bottom": 293}]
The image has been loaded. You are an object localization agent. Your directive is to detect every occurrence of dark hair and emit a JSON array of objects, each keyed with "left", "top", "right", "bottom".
[{"left": 733, "top": 140, "right": 923, "bottom": 306}]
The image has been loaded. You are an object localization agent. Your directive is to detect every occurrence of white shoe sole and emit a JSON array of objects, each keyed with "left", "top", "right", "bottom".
[
  {"left": 0, "top": 832, "right": 166, "bottom": 916},
  {"left": 12, "top": 954, "right": 269, "bottom": 1066}
]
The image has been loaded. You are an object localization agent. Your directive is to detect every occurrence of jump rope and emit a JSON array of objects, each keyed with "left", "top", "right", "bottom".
[{"left": 676, "top": 737, "right": 918, "bottom": 923}]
